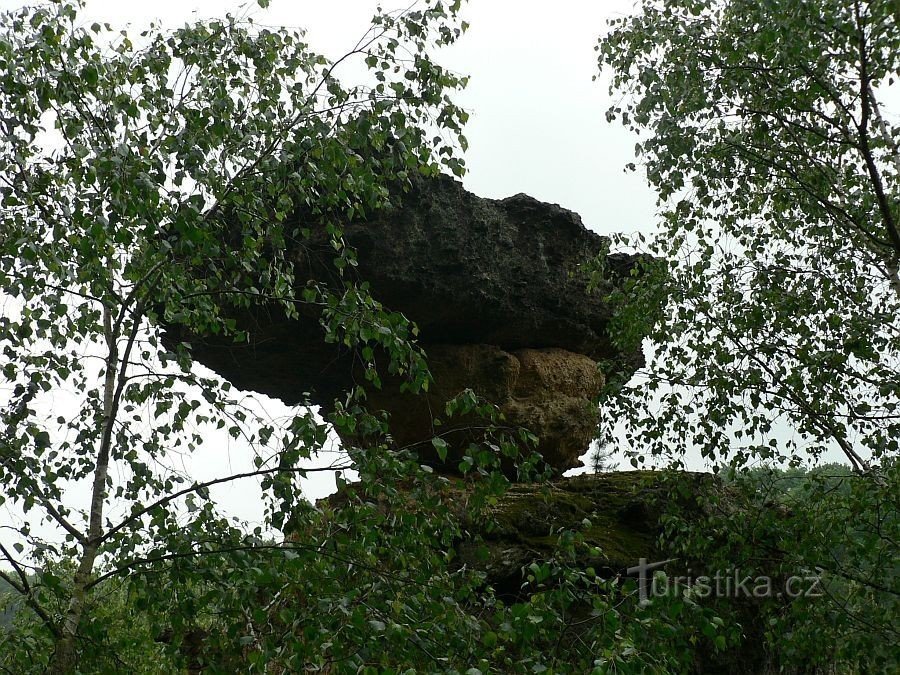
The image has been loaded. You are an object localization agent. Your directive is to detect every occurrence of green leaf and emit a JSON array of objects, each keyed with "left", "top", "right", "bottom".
[{"left": 431, "top": 436, "right": 448, "bottom": 461}]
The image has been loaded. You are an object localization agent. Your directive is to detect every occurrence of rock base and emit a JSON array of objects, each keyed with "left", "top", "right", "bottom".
[{"left": 346, "top": 344, "right": 604, "bottom": 473}]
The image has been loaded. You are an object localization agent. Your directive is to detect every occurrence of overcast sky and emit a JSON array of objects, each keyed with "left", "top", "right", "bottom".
[{"left": 79, "top": 0, "right": 660, "bottom": 233}]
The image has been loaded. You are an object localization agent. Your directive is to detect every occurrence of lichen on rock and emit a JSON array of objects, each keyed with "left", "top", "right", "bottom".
[{"left": 455, "top": 471, "right": 667, "bottom": 596}]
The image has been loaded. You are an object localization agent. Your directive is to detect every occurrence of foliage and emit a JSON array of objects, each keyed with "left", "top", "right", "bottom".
[
  {"left": 658, "top": 463, "right": 899, "bottom": 672},
  {"left": 0, "top": 1, "right": 725, "bottom": 672},
  {"left": 0, "top": 563, "right": 176, "bottom": 673},
  {"left": 597, "top": 0, "right": 900, "bottom": 471},
  {"left": 595, "top": 2, "right": 900, "bottom": 673},
  {"left": 0, "top": 0, "right": 474, "bottom": 669},
  {"left": 2, "top": 468, "right": 738, "bottom": 674}
]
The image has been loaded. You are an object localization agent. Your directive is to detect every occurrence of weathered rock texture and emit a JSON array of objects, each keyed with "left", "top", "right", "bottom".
[
  {"left": 453, "top": 471, "right": 776, "bottom": 674},
  {"left": 454, "top": 470, "right": 667, "bottom": 596},
  {"left": 297, "top": 175, "right": 640, "bottom": 359},
  {"left": 315, "top": 470, "right": 706, "bottom": 597},
  {"left": 358, "top": 344, "right": 605, "bottom": 473},
  {"left": 168, "top": 175, "right": 647, "bottom": 473},
  {"left": 174, "top": 472, "right": 777, "bottom": 674}
]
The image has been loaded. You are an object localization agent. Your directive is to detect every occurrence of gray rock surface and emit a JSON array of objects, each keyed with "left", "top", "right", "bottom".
[{"left": 300, "top": 174, "right": 636, "bottom": 357}]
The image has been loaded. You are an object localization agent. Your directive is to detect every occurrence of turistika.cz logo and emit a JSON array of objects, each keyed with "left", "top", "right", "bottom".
[{"left": 626, "top": 558, "right": 824, "bottom": 603}]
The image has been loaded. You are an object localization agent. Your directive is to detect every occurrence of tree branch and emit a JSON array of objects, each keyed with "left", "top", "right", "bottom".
[{"left": 99, "top": 463, "right": 350, "bottom": 545}]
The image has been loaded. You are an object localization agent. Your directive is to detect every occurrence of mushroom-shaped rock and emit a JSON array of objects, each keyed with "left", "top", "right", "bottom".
[{"left": 166, "top": 176, "right": 649, "bottom": 474}]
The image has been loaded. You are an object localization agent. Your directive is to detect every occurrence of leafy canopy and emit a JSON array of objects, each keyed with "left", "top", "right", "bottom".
[
  {"left": 597, "top": 0, "right": 900, "bottom": 471},
  {"left": 0, "top": 0, "right": 473, "bottom": 669},
  {"left": 596, "top": 2, "right": 899, "bottom": 672},
  {"left": 0, "top": 2, "right": 720, "bottom": 673}
]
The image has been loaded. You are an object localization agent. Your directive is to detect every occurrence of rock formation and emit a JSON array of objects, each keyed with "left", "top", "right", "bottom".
[
  {"left": 167, "top": 175, "right": 648, "bottom": 474},
  {"left": 169, "top": 471, "right": 778, "bottom": 675},
  {"left": 454, "top": 470, "right": 671, "bottom": 597},
  {"left": 363, "top": 344, "right": 605, "bottom": 472},
  {"left": 162, "top": 176, "right": 781, "bottom": 673}
]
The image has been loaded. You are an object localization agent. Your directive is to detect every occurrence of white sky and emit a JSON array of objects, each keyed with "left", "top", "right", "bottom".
[{"left": 69, "top": 0, "right": 659, "bottom": 233}]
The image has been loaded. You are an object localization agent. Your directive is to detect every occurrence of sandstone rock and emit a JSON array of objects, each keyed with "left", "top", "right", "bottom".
[
  {"left": 169, "top": 176, "right": 643, "bottom": 405},
  {"left": 314, "top": 470, "right": 710, "bottom": 594},
  {"left": 355, "top": 344, "right": 605, "bottom": 473},
  {"left": 447, "top": 471, "right": 774, "bottom": 674},
  {"left": 296, "top": 174, "right": 642, "bottom": 359},
  {"left": 181, "top": 471, "right": 774, "bottom": 673},
  {"left": 454, "top": 471, "right": 671, "bottom": 595}
]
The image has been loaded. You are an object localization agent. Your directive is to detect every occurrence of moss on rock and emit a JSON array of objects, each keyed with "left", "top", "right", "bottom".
[{"left": 456, "top": 470, "right": 712, "bottom": 595}]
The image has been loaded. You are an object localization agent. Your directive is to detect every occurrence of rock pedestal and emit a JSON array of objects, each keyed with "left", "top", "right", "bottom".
[{"left": 356, "top": 344, "right": 605, "bottom": 472}]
